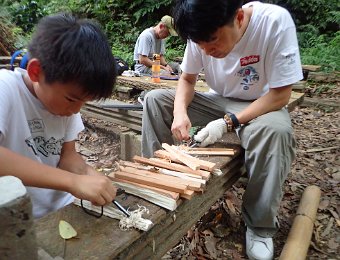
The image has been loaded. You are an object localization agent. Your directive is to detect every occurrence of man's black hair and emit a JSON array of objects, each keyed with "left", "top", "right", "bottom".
[
  {"left": 28, "top": 13, "right": 117, "bottom": 99},
  {"left": 173, "top": 0, "right": 243, "bottom": 43}
]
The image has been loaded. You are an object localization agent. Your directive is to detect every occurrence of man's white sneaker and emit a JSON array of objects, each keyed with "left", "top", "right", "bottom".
[{"left": 246, "top": 227, "right": 274, "bottom": 260}]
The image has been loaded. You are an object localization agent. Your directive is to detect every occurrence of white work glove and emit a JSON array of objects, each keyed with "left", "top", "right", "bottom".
[{"left": 194, "top": 118, "right": 228, "bottom": 147}]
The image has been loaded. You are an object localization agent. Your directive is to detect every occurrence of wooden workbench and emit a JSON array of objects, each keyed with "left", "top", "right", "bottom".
[
  {"left": 117, "top": 75, "right": 209, "bottom": 92},
  {"left": 34, "top": 135, "right": 245, "bottom": 260}
]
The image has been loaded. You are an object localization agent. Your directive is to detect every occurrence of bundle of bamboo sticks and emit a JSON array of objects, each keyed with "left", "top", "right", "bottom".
[{"left": 108, "top": 144, "right": 235, "bottom": 211}]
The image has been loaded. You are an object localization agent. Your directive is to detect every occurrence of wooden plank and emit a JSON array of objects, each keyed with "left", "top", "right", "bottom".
[
  {"left": 118, "top": 166, "right": 204, "bottom": 191},
  {"left": 162, "top": 143, "right": 201, "bottom": 170},
  {"left": 112, "top": 171, "right": 188, "bottom": 194},
  {"left": 80, "top": 90, "right": 303, "bottom": 134},
  {"left": 134, "top": 155, "right": 211, "bottom": 180},
  {"left": 302, "top": 65, "right": 321, "bottom": 72},
  {"left": 112, "top": 177, "right": 180, "bottom": 200},
  {"left": 186, "top": 150, "right": 235, "bottom": 156},
  {"left": 169, "top": 144, "right": 217, "bottom": 170},
  {"left": 111, "top": 178, "right": 179, "bottom": 211},
  {"left": 155, "top": 149, "right": 216, "bottom": 171}
]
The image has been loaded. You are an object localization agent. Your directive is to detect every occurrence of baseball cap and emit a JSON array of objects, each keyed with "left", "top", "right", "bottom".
[{"left": 161, "top": 15, "right": 178, "bottom": 36}]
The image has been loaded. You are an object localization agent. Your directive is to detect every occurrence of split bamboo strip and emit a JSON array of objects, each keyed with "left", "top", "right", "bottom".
[
  {"left": 119, "top": 166, "right": 203, "bottom": 191},
  {"left": 133, "top": 156, "right": 210, "bottom": 180},
  {"left": 113, "top": 171, "right": 188, "bottom": 194},
  {"left": 162, "top": 143, "right": 201, "bottom": 170}
]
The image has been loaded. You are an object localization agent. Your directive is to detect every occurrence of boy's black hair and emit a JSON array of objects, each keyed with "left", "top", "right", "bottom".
[
  {"left": 28, "top": 13, "right": 117, "bottom": 100},
  {"left": 173, "top": 0, "right": 243, "bottom": 43}
]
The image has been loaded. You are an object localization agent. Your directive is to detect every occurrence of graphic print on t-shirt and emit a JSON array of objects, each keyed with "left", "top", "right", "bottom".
[
  {"left": 237, "top": 66, "right": 260, "bottom": 90},
  {"left": 238, "top": 55, "right": 260, "bottom": 91},
  {"left": 25, "top": 119, "right": 64, "bottom": 157}
]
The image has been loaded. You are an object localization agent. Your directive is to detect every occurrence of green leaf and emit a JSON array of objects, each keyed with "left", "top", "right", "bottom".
[{"left": 59, "top": 220, "right": 77, "bottom": 239}]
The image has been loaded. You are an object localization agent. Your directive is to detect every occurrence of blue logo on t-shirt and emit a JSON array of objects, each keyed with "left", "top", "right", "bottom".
[{"left": 237, "top": 66, "right": 259, "bottom": 90}]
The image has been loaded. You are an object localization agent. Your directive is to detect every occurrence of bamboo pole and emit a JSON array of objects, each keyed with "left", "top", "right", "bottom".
[{"left": 279, "top": 185, "right": 321, "bottom": 260}]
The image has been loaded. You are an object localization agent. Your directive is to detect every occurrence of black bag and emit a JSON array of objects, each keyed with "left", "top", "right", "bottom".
[{"left": 114, "top": 57, "right": 129, "bottom": 75}]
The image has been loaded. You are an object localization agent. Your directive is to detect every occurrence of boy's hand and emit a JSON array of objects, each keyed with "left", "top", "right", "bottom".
[{"left": 70, "top": 174, "right": 117, "bottom": 206}]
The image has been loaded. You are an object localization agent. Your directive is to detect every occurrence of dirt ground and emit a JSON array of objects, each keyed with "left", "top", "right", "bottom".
[{"left": 78, "top": 82, "right": 339, "bottom": 259}]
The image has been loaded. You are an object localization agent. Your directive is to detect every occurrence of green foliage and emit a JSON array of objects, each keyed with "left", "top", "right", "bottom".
[
  {"left": 300, "top": 32, "right": 340, "bottom": 71},
  {"left": 1, "top": 0, "right": 338, "bottom": 72},
  {"left": 0, "top": 8, "right": 28, "bottom": 50},
  {"left": 9, "top": 0, "right": 47, "bottom": 32},
  {"left": 263, "top": 0, "right": 339, "bottom": 34}
]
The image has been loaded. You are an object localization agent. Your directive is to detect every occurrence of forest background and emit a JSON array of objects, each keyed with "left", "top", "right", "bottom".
[{"left": 0, "top": 0, "right": 339, "bottom": 72}]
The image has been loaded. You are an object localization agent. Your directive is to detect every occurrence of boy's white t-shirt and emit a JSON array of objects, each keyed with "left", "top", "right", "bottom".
[
  {"left": 181, "top": 1, "right": 303, "bottom": 100},
  {"left": 0, "top": 68, "right": 84, "bottom": 218}
]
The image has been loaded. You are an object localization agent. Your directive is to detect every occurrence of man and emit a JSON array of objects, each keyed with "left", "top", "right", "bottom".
[
  {"left": 142, "top": 1, "right": 303, "bottom": 259},
  {"left": 133, "top": 15, "right": 180, "bottom": 74}
]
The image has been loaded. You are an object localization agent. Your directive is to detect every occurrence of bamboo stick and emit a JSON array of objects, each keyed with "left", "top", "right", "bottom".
[{"left": 279, "top": 185, "right": 321, "bottom": 260}]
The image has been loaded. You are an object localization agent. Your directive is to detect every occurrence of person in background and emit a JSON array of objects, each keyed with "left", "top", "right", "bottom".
[
  {"left": 141, "top": 0, "right": 303, "bottom": 259},
  {"left": 0, "top": 13, "right": 118, "bottom": 218},
  {"left": 133, "top": 15, "right": 180, "bottom": 75}
]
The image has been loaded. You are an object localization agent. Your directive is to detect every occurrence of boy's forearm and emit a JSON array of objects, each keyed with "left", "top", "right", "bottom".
[
  {"left": 58, "top": 151, "right": 100, "bottom": 177},
  {"left": 0, "top": 146, "right": 74, "bottom": 192}
]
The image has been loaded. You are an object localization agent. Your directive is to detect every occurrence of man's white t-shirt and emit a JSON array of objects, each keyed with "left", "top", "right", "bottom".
[
  {"left": 0, "top": 68, "right": 84, "bottom": 218},
  {"left": 181, "top": 1, "right": 303, "bottom": 100},
  {"left": 134, "top": 27, "right": 166, "bottom": 73}
]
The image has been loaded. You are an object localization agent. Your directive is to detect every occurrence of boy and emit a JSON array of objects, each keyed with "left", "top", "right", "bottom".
[{"left": 0, "top": 13, "right": 118, "bottom": 218}]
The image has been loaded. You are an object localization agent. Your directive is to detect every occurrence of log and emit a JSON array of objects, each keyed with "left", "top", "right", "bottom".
[
  {"left": 0, "top": 176, "right": 37, "bottom": 259},
  {"left": 279, "top": 185, "right": 321, "bottom": 260}
]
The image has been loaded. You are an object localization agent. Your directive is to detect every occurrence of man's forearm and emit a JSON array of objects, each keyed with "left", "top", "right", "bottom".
[
  {"left": 236, "top": 85, "right": 292, "bottom": 124},
  {"left": 173, "top": 74, "right": 197, "bottom": 116}
]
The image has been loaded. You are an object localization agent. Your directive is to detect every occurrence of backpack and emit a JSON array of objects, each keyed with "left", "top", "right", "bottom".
[{"left": 115, "top": 57, "right": 129, "bottom": 75}]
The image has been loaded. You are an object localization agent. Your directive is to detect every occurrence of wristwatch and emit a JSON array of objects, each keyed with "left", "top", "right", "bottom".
[{"left": 223, "top": 113, "right": 240, "bottom": 131}]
